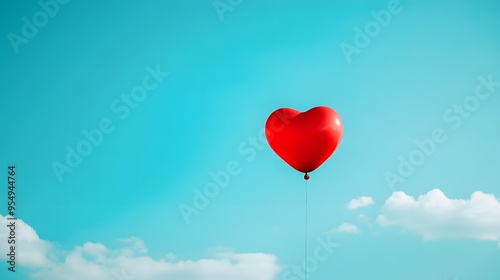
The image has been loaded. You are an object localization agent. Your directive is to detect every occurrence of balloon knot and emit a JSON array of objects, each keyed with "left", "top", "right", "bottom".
[{"left": 304, "top": 173, "right": 310, "bottom": 180}]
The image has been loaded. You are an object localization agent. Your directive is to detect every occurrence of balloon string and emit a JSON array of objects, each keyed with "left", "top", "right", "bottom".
[{"left": 305, "top": 179, "right": 308, "bottom": 280}]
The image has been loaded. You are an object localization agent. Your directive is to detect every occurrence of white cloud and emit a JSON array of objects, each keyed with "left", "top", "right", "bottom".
[
  {"left": 377, "top": 189, "right": 500, "bottom": 242},
  {"left": 0, "top": 215, "right": 55, "bottom": 268},
  {"left": 165, "top": 253, "right": 177, "bottom": 261},
  {"left": 334, "top": 223, "right": 359, "bottom": 234},
  {"left": 347, "top": 196, "right": 374, "bottom": 209},
  {"left": 0, "top": 215, "right": 280, "bottom": 280},
  {"left": 118, "top": 236, "right": 148, "bottom": 256}
]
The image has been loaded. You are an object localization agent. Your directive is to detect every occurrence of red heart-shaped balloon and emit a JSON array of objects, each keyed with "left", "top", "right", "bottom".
[{"left": 265, "top": 106, "right": 343, "bottom": 175}]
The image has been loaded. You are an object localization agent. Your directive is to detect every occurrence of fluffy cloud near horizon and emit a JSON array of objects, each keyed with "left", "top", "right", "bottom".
[
  {"left": 377, "top": 189, "right": 500, "bottom": 242},
  {"left": 347, "top": 196, "right": 374, "bottom": 209},
  {"left": 0, "top": 215, "right": 280, "bottom": 280}
]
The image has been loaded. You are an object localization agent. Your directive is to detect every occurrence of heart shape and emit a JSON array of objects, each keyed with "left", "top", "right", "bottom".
[{"left": 265, "top": 106, "right": 343, "bottom": 175}]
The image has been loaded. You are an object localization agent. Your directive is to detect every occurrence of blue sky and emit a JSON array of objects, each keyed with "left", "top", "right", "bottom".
[{"left": 1, "top": 0, "right": 500, "bottom": 279}]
